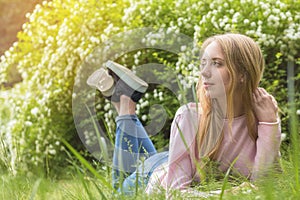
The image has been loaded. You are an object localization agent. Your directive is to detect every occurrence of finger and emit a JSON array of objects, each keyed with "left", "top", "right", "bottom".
[
  {"left": 260, "top": 88, "right": 276, "bottom": 103},
  {"left": 270, "top": 95, "right": 278, "bottom": 109},
  {"left": 257, "top": 88, "right": 265, "bottom": 96},
  {"left": 259, "top": 87, "right": 268, "bottom": 95},
  {"left": 253, "top": 88, "right": 260, "bottom": 98},
  {"left": 254, "top": 88, "right": 262, "bottom": 101},
  {"left": 269, "top": 94, "right": 276, "bottom": 102},
  {"left": 258, "top": 88, "right": 274, "bottom": 102}
]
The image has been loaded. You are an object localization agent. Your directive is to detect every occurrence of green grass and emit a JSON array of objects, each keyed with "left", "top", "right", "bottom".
[
  {"left": 1, "top": 150, "right": 299, "bottom": 200},
  {"left": 1, "top": 99, "right": 299, "bottom": 199},
  {"left": 0, "top": 173, "right": 112, "bottom": 200}
]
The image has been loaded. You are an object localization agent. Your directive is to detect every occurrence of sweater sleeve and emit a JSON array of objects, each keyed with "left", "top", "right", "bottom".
[
  {"left": 251, "top": 118, "right": 281, "bottom": 180},
  {"left": 162, "top": 104, "right": 199, "bottom": 191}
]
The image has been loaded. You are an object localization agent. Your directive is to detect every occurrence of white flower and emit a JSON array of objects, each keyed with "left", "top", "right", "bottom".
[
  {"left": 141, "top": 101, "right": 149, "bottom": 108},
  {"left": 243, "top": 19, "right": 250, "bottom": 24},
  {"left": 194, "top": 25, "right": 200, "bottom": 32},
  {"left": 104, "top": 103, "right": 111, "bottom": 111},
  {"left": 181, "top": 45, "right": 187, "bottom": 52},
  {"left": 220, "top": 21, "right": 225, "bottom": 28},
  {"left": 273, "top": 8, "right": 280, "bottom": 14},
  {"left": 250, "top": 22, "right": 256, "bottom": 27},
  {"left": 263, "top": 10, "right": 270, "bottom": 16},
  {"left": 232, "top": 13, "right": 240, "bottom": 23},
  {"left": 178, "top": 94, "right": 182, "bottom": 101},
  {"left": 0, "top": 55, "right": 5, "bottom": 62},
  {"left": 4, "top": 51, "right": 11, "bottom": 57},
  {"left": 25, "top": 121, "right": 33, "bottom": 127},
  {"left": 280, "top": 12, "right": 286, "bottom": 20},
  {"left": 224, "top": 24, "right": 231, "bottom": 31},
  {"left": 141, "top": 115, "right": 147, "bottom": 121},
  {"left": 108, "top": 110, "right": 113, "bottom": 118},
  {"left": 49, "top": 149, "right": 56, "bottom": 155},
  {"left": 90, "top": 36, "right": 100, "bottom": 44},
  {"left": 260, "top": 2, "right": 269, "bottom": 10},
  {"left": 153, "top": 89, "right": 158, "bottom": 98},
  {"left": 150, "top": 39, "right": 156, "bottom": 46},
  {"left": 31, "top": 107, "right": 39, "bottom": 116}
]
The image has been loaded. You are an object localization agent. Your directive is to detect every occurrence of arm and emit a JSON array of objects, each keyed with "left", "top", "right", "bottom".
[
  {"left": 251, "top": 120, "right": 281, "bottom": 180},
  {"left": 251, "top": 88, "right": 281, "bottom": 180},
  {"left": 163, "top": 104, "right": 199, "bottom": 191}
]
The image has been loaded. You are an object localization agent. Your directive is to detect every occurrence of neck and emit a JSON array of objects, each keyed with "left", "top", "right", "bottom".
[
  {"left": 232, "top": 94, "right": 245, "bottom": 117},
  {"left": 214, "top": 93, "right": 245, "bottom": 119}
]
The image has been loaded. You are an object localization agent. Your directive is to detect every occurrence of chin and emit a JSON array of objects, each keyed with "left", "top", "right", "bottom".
[{"left": 206, "top": 91, "right": 226, "bottom": 100}]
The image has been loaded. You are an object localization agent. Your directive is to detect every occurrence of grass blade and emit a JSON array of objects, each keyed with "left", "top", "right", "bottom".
[
  {"left": 29, "top": 178, "right": 42, "bottom": 200},
  {"left": 219, "top": 156, "right": 238, "bottom": 200},
  {"left": 91, "top": 179, "right": 108, "bottom": 200},
  {"left": 61, "top": 139, "right": 114, "bottom": 192},
  {"left": 85, "top": 103, "right": 109, "bottom": 163}
]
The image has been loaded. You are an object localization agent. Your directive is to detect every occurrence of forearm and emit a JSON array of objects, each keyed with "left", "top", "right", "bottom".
[{"left": 251, "top": 120, "right": 281, "bottom": 180}]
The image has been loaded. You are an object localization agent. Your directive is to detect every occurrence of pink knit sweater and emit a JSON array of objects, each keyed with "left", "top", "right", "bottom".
[{"left": 145, "top": 102, "right": 281, "bottom": 193}]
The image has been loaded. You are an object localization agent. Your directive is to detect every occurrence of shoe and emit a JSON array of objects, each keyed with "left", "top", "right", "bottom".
[
  {"left": 106, "top": 60, "right": 148, "bottom": 102},
  {"left": 87, "top": 61, "right": 148, "bottom": 103},
  {"left": 86, "top": 68, "right": 115, "bottom": 98},
  {"left": 105, "top": 60, "right": 148, "bottom": 93},
  {"left": 112, "top": 79, "right": 144, "bottom": 102}
]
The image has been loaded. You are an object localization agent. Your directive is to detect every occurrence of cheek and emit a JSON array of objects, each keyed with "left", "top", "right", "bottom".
[{"left": 220, "top": 70, "right": 231, "bottom": 86}]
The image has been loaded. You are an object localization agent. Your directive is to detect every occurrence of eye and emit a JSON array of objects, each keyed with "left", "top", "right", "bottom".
[
  {"left": 212, "top": 60, "right": 222, "bottom": 67},
  {"left": 212, "top": 61, "right": 219, "bottom": 65}
]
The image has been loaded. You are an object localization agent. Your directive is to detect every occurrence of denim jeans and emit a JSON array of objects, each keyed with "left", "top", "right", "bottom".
[
  {"left": 113, "top": 115, "right": 167, "bottom": 194},
  {"left": 117, "top": 151, "right": 169, "bottom": 195}
]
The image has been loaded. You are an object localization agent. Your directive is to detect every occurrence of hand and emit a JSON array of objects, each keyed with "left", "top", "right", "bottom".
[{"left": 253, "top": 87, "right": 278, "bottom": 123}]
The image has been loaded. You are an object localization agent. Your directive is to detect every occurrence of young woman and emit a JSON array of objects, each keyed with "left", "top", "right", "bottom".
[{"left": 87, "top": 33, "right": 281, "bottom": 196}]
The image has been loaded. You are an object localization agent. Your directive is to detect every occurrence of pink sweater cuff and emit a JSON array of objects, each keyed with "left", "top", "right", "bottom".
[{"left": 258, "top": 118, "right": 280, "bottom": 125}]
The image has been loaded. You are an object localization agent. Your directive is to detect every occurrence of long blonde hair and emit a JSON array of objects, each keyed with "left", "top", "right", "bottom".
[{"left": 197, "top": 33, "right": 265, "bottom": 160}]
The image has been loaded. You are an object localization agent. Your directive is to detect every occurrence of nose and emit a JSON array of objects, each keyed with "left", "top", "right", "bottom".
[{"left": 200, "top": 63, "right": 211, "bottom": 78}]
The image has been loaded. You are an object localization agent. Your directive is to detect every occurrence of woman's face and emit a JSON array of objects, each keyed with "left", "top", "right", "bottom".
[{"left": 200, "top": 41, "right": 230, "bottom": 99}]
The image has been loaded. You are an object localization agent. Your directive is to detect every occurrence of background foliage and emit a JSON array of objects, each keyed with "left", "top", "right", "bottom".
[{"left": 0, "top": 0, "right": 299, "bottom": 176}]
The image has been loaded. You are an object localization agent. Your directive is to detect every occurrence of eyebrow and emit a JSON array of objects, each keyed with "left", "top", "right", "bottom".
[{"left": 201, "top": 57, "right": 225, "bottom": 61}]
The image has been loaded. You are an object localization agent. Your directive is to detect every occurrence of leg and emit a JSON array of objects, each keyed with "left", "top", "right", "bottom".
[
  {"left": 86, "top": 60, "right": 155, "bottom": 191},
  {"left": 112, "top": 95, "right": 157, "bottom": 189},
  {"left": 119, "top": 151, "right": 169, "bottom": 195},
  {"left": 112, "top": 102, "right": 120, "bottom": 115}
]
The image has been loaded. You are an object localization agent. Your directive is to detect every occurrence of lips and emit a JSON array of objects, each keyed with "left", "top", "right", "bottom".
[
  {"left": 203, "top": 82, "right": 214, "bottom": 89},
  {"left": 203, "top": 82, "right": 214, "bottom": 86}
]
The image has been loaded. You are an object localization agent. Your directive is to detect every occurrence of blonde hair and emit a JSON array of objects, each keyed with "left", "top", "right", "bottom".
[{"left": 197, "top": 33, "right": 265, "bottom": 160}]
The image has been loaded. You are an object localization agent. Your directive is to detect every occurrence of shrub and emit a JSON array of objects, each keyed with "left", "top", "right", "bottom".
[{"left": 0, "top": 0, "right": 128, "bottom": 175}]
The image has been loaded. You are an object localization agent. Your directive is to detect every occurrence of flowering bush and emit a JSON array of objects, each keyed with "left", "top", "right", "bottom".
[
  {"left": 0, "top": 0, "right": 299, "bottom": 175},
  {"left": 123, "top": 0, "right": 300, "bottom": 142},
  {"left": 0, "top": 0, "right": 128, "bottom": 175}
]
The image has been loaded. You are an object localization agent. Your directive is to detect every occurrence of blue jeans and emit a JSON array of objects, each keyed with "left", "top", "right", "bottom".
[{"left": 112, "top": 115, "right": 168, "bottom": 195}]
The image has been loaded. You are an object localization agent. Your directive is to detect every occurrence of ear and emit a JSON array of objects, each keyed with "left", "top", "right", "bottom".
[{"left": 239, "top": 73, "right": 245, "bottom": 83}]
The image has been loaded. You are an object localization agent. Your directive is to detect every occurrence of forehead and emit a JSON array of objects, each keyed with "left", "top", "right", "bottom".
[{"left": 202, "top": 41, "right": 224, "bottom": 59}]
